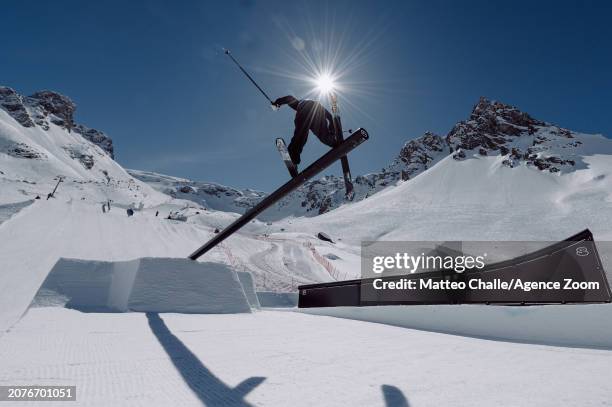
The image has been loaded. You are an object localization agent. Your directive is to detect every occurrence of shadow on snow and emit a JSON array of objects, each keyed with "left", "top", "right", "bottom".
[{"left": 146, "top": 312, "right": 265, "bottom": 406}]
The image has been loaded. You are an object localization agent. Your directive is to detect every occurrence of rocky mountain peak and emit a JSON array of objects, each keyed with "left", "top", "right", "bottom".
[
  {"left": 470, "top": 97, "right": 544, "bottom": 128},
  {"left": 131, "top": 96, "right": 608, "bottom": 220},
  {"left": 445, "top": 97, "right": 579, "bottom": 172},
  {"left": 28, "top": 90, "right": 76, "bottom": 129},
  {"left": 446, "top": 97, "right": 545, "bottom": 154},
  {"left": 0, "top": 86, "right": 35, "bottom": 128},
  {"left": 387, "top": 131, "right": 447, "bottom": 181},
  {"left": 0, "top": 86, "right": 114, "bottom": 158},
  {"left": 282, "top": 97, "right": 593, "bottom": 215},
  {"left": 249, "top": 97, "right": 591, "bottom": 217}
]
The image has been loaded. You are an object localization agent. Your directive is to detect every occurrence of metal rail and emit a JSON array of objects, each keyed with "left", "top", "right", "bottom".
[{"left": 188, "top": 128, "right": 369, "bottom": 260}]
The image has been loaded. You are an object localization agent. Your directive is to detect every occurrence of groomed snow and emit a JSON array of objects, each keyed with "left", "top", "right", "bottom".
[
  {"left": 300, "top": 304, "right": 612, "bottom": 349},
  {"left": 1, "top": 309, "right": 611, "bottom": 406}
]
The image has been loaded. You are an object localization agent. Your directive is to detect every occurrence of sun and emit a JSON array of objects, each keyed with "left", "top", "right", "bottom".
[{"left": 314, "top": 73, "right": 337, "bottom": 94}]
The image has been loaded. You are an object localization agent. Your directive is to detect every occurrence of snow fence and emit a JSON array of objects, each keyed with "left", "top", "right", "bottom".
[{"left": 32, "top": 258, "right": 255, "bottom": 313}]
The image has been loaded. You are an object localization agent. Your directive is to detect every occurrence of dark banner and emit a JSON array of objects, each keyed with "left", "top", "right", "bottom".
[{"left": 298, "top": 229, "right": 612, "bottom": 308}]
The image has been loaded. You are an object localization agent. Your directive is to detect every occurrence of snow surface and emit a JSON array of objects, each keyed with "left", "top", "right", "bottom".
[
  {"left": 0, "top": 108, "right": 168, "bottom": 207},
  {"left": 237, "top": 271, "right": 261, "bottom": 309},
  {"left": 300, "top": 304, "right": 612, "bottom": 349},
  {"left": 279, "top": 149, "right": 612, "bottom": 244},
  {"left": 33, "top": 258, "right": 252, "bottom": 314},
  {"left": 1, "top": 309, "right": 611, "bottom": 406},
  {"left": 0, "top": 199, "right": 332, "bottom": 333},
  {"left": 3, "top": 91, "right": 612, "bottom": 405},
  {"left": 127, "top": 169, "right": 268, "bottom": 217},
  {"left": 256, "top": 291, "right": 299, "bottom": 308}
]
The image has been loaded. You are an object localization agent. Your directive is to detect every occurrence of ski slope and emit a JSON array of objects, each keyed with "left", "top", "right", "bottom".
[
  {"left": 0, "top": 198, "right": 334, "bottom": 333},
  {"left": 2, "top": 89, "right": 612, "bottom": 406},
  {"left": 282, "top": 148, "right": 612, "bottom": 244},
  {"left": 0, "top": 108, "right": 168, "bottom": 207},
  {"left": 1, "top": 308, "right": 611, "bottom": 407}
]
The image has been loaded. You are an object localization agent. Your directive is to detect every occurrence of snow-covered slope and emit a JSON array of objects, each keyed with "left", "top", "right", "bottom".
[
  {"left": 3, "top": 89, "right": 611, "bottom": 328},
  {"left": 0, "top": 198, "right": 338, "bottom": 332},
  {"left": 0, "top": 86, "right": 168, "bottom": 207},
  {"left": 127, "top": 97, "right": 612, "bottom": 284},
  {"left": 278, "top": 98, "right": 612, "bottom": 217},
  {"left": 127, "top": 169, "right": 267, "bottom": 215},
  {"left": 0, "top": 87, "right": 337, "bottom": 332},
  {"left": 282, "top": 144, "right": 612, "bottom": 244},
  {"left": 134, "top": 97, "right": 612, "bottom": 221}
]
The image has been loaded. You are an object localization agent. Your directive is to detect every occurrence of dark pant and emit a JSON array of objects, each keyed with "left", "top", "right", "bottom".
[{"left": 288, "top": 125, "right": 337, "bottom": 165}]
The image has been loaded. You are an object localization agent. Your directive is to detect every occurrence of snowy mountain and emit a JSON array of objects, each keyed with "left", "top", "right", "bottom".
[
  {"left": 293, "top": 97, "right": 609, "bottom": 214},
  {"left": 2, "top": 88, "right": 612, "bottom": 406},
  {"left": 3, "top": 87, "right": 611, "bottom": 299},
  {"left": 0, "top": 86, "right": 167, "bottom": 206},
  {"left": 0, "top": 86, "right": 339, "bottom": 303},
  {"left": 127, "top": 169, "right": 267, "bottom": 215},
  {"left": 133, "top": 97, "right": 612, "bottom": 220}
]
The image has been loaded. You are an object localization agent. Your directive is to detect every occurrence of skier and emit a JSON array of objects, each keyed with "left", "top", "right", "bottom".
[{"left": 272, "top": 96, "right": 339, "bottom": 166}]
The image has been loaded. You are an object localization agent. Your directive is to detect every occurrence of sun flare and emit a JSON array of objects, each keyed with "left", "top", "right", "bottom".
[{"left": 314, "top": 73, "right": 336, "bottom": 94}]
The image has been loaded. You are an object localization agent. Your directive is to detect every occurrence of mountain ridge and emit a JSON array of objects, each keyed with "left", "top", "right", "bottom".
[
  {"left": 3, "top": 85, "right": 608, "bottom": 220},
  {"left": 131, "top": 97, "right": 611, "bottom": 219},
  {"left": 0, "top": 86, "right": 165, "bottom": 206}
]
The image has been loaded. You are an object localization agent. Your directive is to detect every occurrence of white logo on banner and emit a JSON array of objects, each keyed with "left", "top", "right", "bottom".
[{"left": 575, "top": 246, "right": 590, "bottom": 257}]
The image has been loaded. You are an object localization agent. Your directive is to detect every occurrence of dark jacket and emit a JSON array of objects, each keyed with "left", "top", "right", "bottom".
[
  {"left": 274, "top": 96, "right": 336, "bottom": 143},
  {"left": 274, "top": 96, "right": 337, "bottom": 163}
]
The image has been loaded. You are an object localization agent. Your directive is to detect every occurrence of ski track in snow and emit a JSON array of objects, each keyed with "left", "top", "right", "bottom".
[{"left": 1, "top": 308, "right": 611, "bottom": 407}]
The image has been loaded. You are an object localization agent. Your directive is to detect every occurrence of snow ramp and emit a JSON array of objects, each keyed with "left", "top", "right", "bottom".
[{"left": 32, "top": 258, "right": 254, "bottom": 313}]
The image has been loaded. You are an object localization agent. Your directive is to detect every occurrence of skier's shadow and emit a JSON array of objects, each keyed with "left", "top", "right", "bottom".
[
  {"left": 146, "top": 313, "right": 265, "bottom": 406},
  {"left": 382, "top": 384, "right": 410, "bottom": 407}
]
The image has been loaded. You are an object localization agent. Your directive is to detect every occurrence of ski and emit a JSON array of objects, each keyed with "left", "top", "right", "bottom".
[
  {"left": 329, "top": 93, "right": 355, "bottom": 200},
  {"left": 276, "top": 138, "right": 299, "bottom": 178}
]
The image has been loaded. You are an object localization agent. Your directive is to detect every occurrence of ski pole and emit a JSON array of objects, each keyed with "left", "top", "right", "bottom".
[{"left": 223, "top": 48, "right": 274, "bottom": 105}]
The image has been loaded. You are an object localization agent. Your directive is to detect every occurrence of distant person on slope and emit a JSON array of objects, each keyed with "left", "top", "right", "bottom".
[{"left": 272, "top": 95, "right": 338, "bottom": 166}]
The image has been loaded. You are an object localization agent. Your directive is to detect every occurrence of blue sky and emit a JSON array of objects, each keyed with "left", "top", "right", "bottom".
[{"left": 2, "top": 0, "right": 611, "bottom": 191}]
